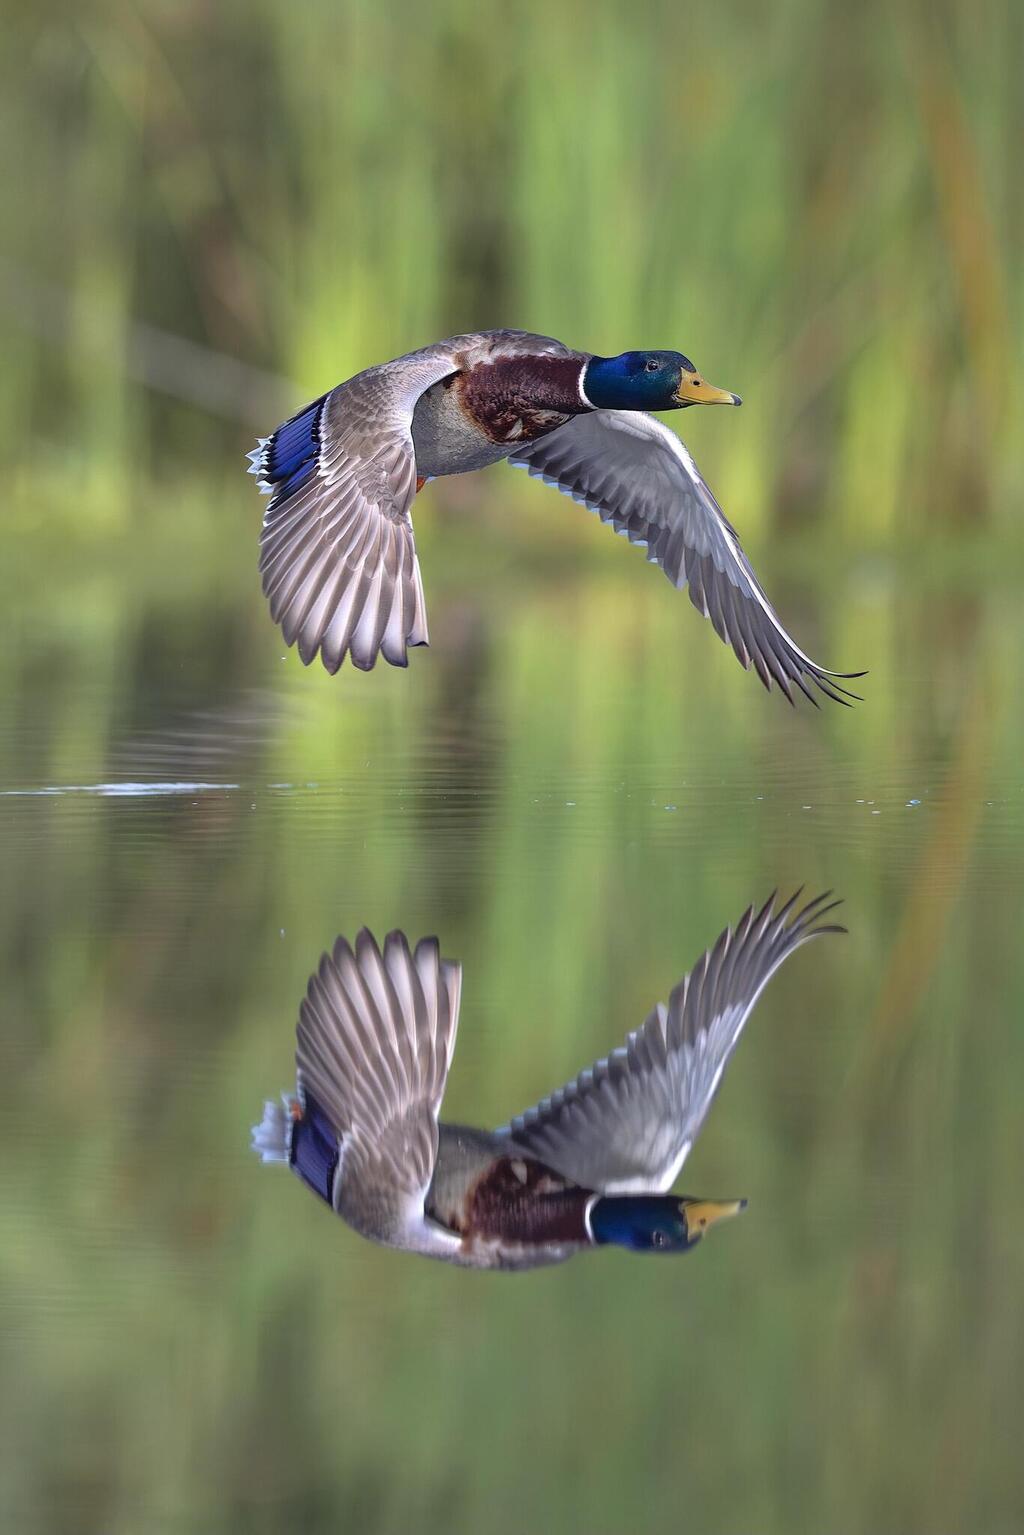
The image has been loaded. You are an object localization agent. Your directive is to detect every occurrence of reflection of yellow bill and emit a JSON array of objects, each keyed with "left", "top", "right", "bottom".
[{"left": 680, "top": 1196, "right": 747, "bottom": 1238}]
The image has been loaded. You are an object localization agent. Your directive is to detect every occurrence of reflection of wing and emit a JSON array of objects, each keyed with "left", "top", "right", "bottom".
[
  {"left": 497, "top": 893, "right": 842, "bottom": 1193},
  {"left": 252, "top": 346, "right": 460, "bottom": 672},
  {"left": 509, "top": 411, "right": 862, "bottom": 705},
  {"left": 295, "top": 929, "right": 462, "bottom": 1241}
]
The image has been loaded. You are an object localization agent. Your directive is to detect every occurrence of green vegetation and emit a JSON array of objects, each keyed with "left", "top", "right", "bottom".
[{"left": 5, "top": 0, "right": 1020, "bottom": 535}]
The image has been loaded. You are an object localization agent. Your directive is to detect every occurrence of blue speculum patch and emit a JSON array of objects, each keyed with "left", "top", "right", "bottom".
[
  {"left": 289, "top": 1090, "right": 339, "bottom": 1205},
  {"left": 262, "top": 393, "right": 329, "bottom": 503}
]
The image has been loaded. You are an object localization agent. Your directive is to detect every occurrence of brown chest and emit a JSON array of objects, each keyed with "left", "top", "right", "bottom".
[
  {"left": 457, "top": 355, "right": 585, "bottom": 446},
  {"left": 456, "top": 1154, "right": 593, "bottom": 1247}
]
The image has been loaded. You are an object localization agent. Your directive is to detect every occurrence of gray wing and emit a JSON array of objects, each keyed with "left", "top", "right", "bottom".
[
  {"left": 497, "top": 892, "right": 842, "bottom": 1194},
  {"left": 508, "top": 411, "right": 862, "bottom": 706},
  {"left": 253, "top": 344, "right": 462, "bottom": 673},
  {"left": 296, "top": 929, "right": 462, "bottom": 1226}
]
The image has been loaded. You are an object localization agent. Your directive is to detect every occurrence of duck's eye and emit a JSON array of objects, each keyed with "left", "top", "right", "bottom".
[
  {"left": 652, "top": 1230, "right": 668, "bottom": 1248},
  {"left": 644, "top": 358, "right": 660, "bottom": 373}
]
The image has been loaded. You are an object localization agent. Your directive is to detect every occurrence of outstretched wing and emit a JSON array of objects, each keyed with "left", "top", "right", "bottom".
[
  {"left": 251, "top": 346, "right": 460, "bottom": 673},
  {"left": 295, "top": 929, "right": 462, "bottom": 1233},
  {"left": 508, "top": 411, "right": 862, "bottom": 705},
  {"left": 497, "top": 892, "right": 842, "bottom": 1193}
]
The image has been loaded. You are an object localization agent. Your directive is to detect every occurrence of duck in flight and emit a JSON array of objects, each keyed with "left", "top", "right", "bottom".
[
  {"left": 252, "top": 891, "right": 843, "bottom": 1270},
  {"left": 248, "top": 330, "right": 862, "bottom": 705}
]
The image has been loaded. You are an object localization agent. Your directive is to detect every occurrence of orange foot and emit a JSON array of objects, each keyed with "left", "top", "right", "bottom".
[{"left": 415, "top": 475, "right": 427, "bottom": 494}]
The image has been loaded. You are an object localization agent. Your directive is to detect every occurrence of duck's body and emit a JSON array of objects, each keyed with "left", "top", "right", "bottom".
[
  {"left": 252, "top": 892, "right": 842, "bottom": 1270},
  {"left": 248, "top": 330, "right": 860, "bottom": 704}
]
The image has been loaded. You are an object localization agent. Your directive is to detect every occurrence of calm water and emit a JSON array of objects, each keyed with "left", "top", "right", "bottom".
[{"left": 2, "top": 489, "right": 1023, "bottom": 1533}]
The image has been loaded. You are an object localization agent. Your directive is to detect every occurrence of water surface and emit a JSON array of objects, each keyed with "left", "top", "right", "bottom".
[{"left": 2, "top": 492, "right": 1023, "bottom": 1534}]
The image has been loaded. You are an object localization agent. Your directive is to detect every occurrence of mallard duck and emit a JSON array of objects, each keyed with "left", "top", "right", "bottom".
[
  {"left": 251, "top": 891, "right": 842, "bottom": 1269},
  {"left": 248, "top": 330, "right": 861, "bottom": 704}
]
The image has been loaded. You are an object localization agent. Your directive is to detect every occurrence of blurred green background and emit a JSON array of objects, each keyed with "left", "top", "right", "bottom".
[{"left": 2, "top": 1, "right": 1023, "bottom": 1531}]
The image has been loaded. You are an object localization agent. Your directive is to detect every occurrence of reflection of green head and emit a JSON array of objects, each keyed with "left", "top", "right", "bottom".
[
  {"left": 582, "top": 352, "right": 742, "bottom": 411},
  {"left": 589, "top": 1194, "right": 746, "bottom": 1253}
]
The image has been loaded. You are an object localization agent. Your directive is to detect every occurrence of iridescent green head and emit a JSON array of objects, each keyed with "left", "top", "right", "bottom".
[
  {"left": 581, "top": 350, "right": 742, "bottom": 412},
  {"left": 589, "top": 1194, "right": 746, "bottom": 1253}
]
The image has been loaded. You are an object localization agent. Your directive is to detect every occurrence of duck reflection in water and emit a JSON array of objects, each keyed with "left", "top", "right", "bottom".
[{"left": 252, "top": 892, "right": 842, "bottom": 1270}]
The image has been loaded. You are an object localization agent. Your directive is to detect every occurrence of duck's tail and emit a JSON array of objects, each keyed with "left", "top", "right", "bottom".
[{"left": 251, "top": 1093, "right": 293, "bottom": 1163}]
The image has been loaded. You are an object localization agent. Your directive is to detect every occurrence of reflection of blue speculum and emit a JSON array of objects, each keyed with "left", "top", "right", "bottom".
[{"left": 252, "top": 891, "right": 843, "bottom": 1270}]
